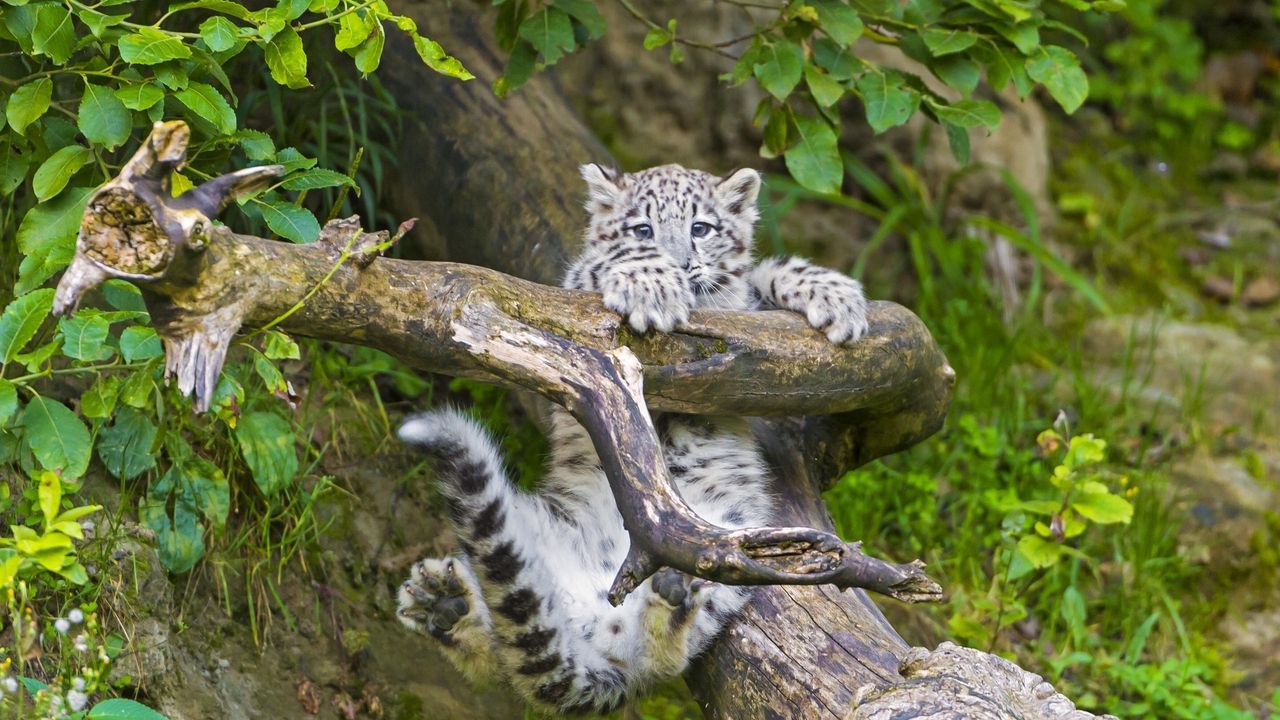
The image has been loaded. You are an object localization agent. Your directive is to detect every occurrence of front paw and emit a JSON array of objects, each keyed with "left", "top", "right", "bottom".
[
  {"left": 800, "top": 277, "right": 869, "bottom": 345},
  {"left": 398, "top": 556, "right": 475, "bottom": 641},
  {"left": 601, "top": 267, "right": 692, "bottom": 333}
]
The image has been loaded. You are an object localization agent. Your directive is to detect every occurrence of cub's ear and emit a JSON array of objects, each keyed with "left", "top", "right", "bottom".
[
  {"left": 580, "top": 163, "right": 623, "bottom": 214},
  {"left": 715, "top": 168, "right": 761, "bottom": 216}
]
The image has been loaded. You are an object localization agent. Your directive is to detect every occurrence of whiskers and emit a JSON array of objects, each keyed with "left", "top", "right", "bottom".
[{"left": 691, "top": 272, "right": 749, "bottom": 311}]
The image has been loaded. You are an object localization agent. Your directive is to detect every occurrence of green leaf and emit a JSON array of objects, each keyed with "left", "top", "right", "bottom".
[
  {"left": 929, "top": 99, "right": 1000, "bottom": 129},
  {"left": 812, "top": 37, "right": 860, "bottom": 80},
  {"left": 31, "top": 4, "right": 75, "bottom": 64},
  {"left": 754, "top": 41, "right": 804, "bottom": 101},
  {"left": 785, "top": 115, "right": 842, "bottom": 195},
  {"left": 643, "top": 26, "right": 672, "bottom": 50},
  {"left": 809, "top": 0, "right": 863, "bottom": 46},
  {"left": 0, "top": 289, "right": 54, "bottom": 364},
  {"left": 281, "top": 168, "right": 356, "bottom": 191},
  {"left": 334, "top": 11, "right": 374, "bottom": 51},
  {"left": 120, "top": 326, "right": 164, "bottom": 362},
  {"left": 119, "top": 367, "right": 154, "bottom": 408},
  {"left": 518, "top": 7, "right": 575, "bottom": 65},
  {"left": 0, "top": 149, "right": 29, "bottom": 195},
  {"left": 1026, "top": 46, "right": 1088, "bottom": 114},
  {"left": 59, "top": 314, "right": 113, "bottom": 361},
  {"left": 994, "top": 21, "right": 1039, "bottom": 54},
  {"left": 185, "top": 455, "right": 229, "bottom": 529},
  {"left": 21, "top": 395, "right": 91, "bottom": 478},
  {"left": 38, "top": 469, "right": 60, "bottom": 526},
  {"left": 978, "top": 43, "right": 1032, "bottom": 97},
  {"left": 235, "top": 411, "right": 298, "bottom": 496},
  {"left": 199, "top": 15, "right": 239, "bottom": 52},
  {"left": 115, "top": 83, "right": 165, "bottom": 111},
  {"left": 97, "top": 407, "right": 157, "bottom": 481},
  {"left": 262, "top": 330, "right": 300, "bottom": 360},
  {"left": 352, "top": 22, "right": 385, "bottom": 75},
  {"left": 945, "top": 122, "right": 970, "bottom": 164},
  {"left": 15, "top": 187, "right": 93, "bottom": 295},
  {"left": 933, "top": 55, "right": 980, "bottom": 96},
  {"left": 78, "top": 8, "right": 129, "bottom": 38},
  {"left": 235, "top": 129, "right": 276, "bottom": 161},
  {"left": 252, "top": 351, "right": 287, "bottom": 394},
  {"left": 1071, "top": 491, "right": 1133, "bottom": 524},
  {"left": 804, "top": 65, "right": 845, "bottom": 108},
  {"left": 118, "top": 27, "right": 192, "bottom": 65},
  {"left": 78, "top": 82, "right": 133, "bottom": 150},
  {"left": 6, "top": 78, "right": 52, "bottom": 136},
  {"left": 80, "top": 375, "right": 120, "bottom": 419},
  {"left": 32, "top": 145, "right": 92, "bottom": 201},
  {"left": 920, "top": 27, "right": 978, "bottom": 56},
  {"left": 553, "top": 0, "right": 606, "bottom": 38},
  {"left": 1016, "top": 534, "right": 1064, "bottom": 569},
  {"left": 139, "top": 469, "right": 204, "bottom": 574},
  {"left": 153, "top": 62, "right": 189, "bottom": 90},
  {"left": 494, "top": 40, "right": 537, "bottom": 97},
  {"left": 855, "top": 70, "right": 919, "bottom": 133},
  {"left": 262, "top": 26, "right": 310, "bottom": 89},
  {"left": 274, "top": 147, "right": 316, "bottom": 173},
  {"left": 0, "top": 379, "right": 16, "bottom": 426},
  {"left": 407, "top": 31, "right": 473, "bottom": 81},
  {"left": 168, "top": 0, "right": 252, "bottom": 20},
  {"left": 260, "top": 201, "right": 319, "bottom": 243},
  {"left": 174, "top": 82, "right": 236, "bottom": 135}
]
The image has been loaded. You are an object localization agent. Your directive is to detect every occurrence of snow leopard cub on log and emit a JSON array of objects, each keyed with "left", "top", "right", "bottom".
[{"left": 396, "top": 163, "right": 868, "bottom": 714}]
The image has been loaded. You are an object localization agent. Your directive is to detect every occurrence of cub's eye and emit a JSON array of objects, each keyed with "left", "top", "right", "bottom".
[
  {"left": 629, "top": 224, "right": 654, "bottom": 239},
  {"left": 690, "top": 222, "right": 713, "bottom": 238}
]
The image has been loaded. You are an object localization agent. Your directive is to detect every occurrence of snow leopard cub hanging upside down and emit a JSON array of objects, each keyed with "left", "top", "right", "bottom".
[{"left": 396, "top": 163, "right": 869, "bottom": 714}]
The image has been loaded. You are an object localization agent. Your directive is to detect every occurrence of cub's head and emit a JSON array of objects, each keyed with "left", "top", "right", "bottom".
[{"left": 580, "top": 163, "right": 761, "bottom": 310}]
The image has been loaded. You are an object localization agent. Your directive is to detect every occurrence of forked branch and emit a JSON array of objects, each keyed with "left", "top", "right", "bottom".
[{"left": 53, "top": 121, "right": 952, "bottom": 602}]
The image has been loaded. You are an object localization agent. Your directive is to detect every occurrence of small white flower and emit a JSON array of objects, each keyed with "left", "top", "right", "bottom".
[
  {"left": 74, "top": 634, "right": 89, "bottom": 652},
  {"left": 68, "top": 609, "right": 84, "bottom": 624},
  {"left": 72, "top": 677, "right": 85, "bottom": 691},
  {"left": 54, "top": 618, "right": 71, "bottom": 634},
  {"left": 67, "top": 689, "right": 89, "bottom": 712},
  {"left": 3, "top": 677, "right": 17, "bottom": 693}
]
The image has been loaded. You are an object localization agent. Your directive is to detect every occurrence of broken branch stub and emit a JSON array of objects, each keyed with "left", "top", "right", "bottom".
[{"left": 52, "top": 120, "right": 951, "bottom": 602}]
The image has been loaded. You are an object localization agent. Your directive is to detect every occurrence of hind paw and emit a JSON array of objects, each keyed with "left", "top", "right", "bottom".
[
  {"left": 651, "top": 567, "right": 700, "bottom": 608},
  {"left": 398, "top": 556, "right": 477, "bottom": 640}
]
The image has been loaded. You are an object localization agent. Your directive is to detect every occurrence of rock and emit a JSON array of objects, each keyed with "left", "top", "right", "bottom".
[
  {"left": 1200, "top": 152, "right": 1249, "bottom": 180},
  {"left": 1083, "top": 315, "right": 1280, "bottom": 435},
  {"left": 1242, "top": 277, "right": 1280, "bottom": 307},
  {"left": 1202, "top": 276, "right": 1236, "bottom": 303}
]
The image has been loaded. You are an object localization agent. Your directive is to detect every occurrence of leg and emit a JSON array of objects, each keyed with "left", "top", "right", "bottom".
[
  {"left": 397, "top": 555, "right": 498, "bottom": 683},
  {"left": 399, "top": 410, "right": 634, "bottom": 715},
  {"left": 748, "top": 256, "right": 869, "bottom": 344},
  {"left": 564, "top": 240, "right": 693, "bottom": 333}
]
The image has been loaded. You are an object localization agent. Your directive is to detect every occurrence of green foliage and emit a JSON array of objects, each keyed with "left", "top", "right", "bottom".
[
  {"left": 1077, "top": 0, "right": 1221, "bottom": 151},
  {"left": 492, "top": 0, "right": 1115, "bottom": 193}
]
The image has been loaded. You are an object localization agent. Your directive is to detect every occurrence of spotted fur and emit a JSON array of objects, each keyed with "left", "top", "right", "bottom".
[{"left": 397, "top": 163, "right": 868, "bottom": 714}]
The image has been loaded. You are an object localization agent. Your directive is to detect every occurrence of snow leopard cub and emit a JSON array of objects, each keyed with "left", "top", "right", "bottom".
[{"left": 396, "top": 163, "right": 868, "bottom": 714}]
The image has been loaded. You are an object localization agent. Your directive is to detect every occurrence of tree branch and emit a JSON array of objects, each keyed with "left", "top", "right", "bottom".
[{"left": 54, "top": 121, "right": 950, "bottom": 605}]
